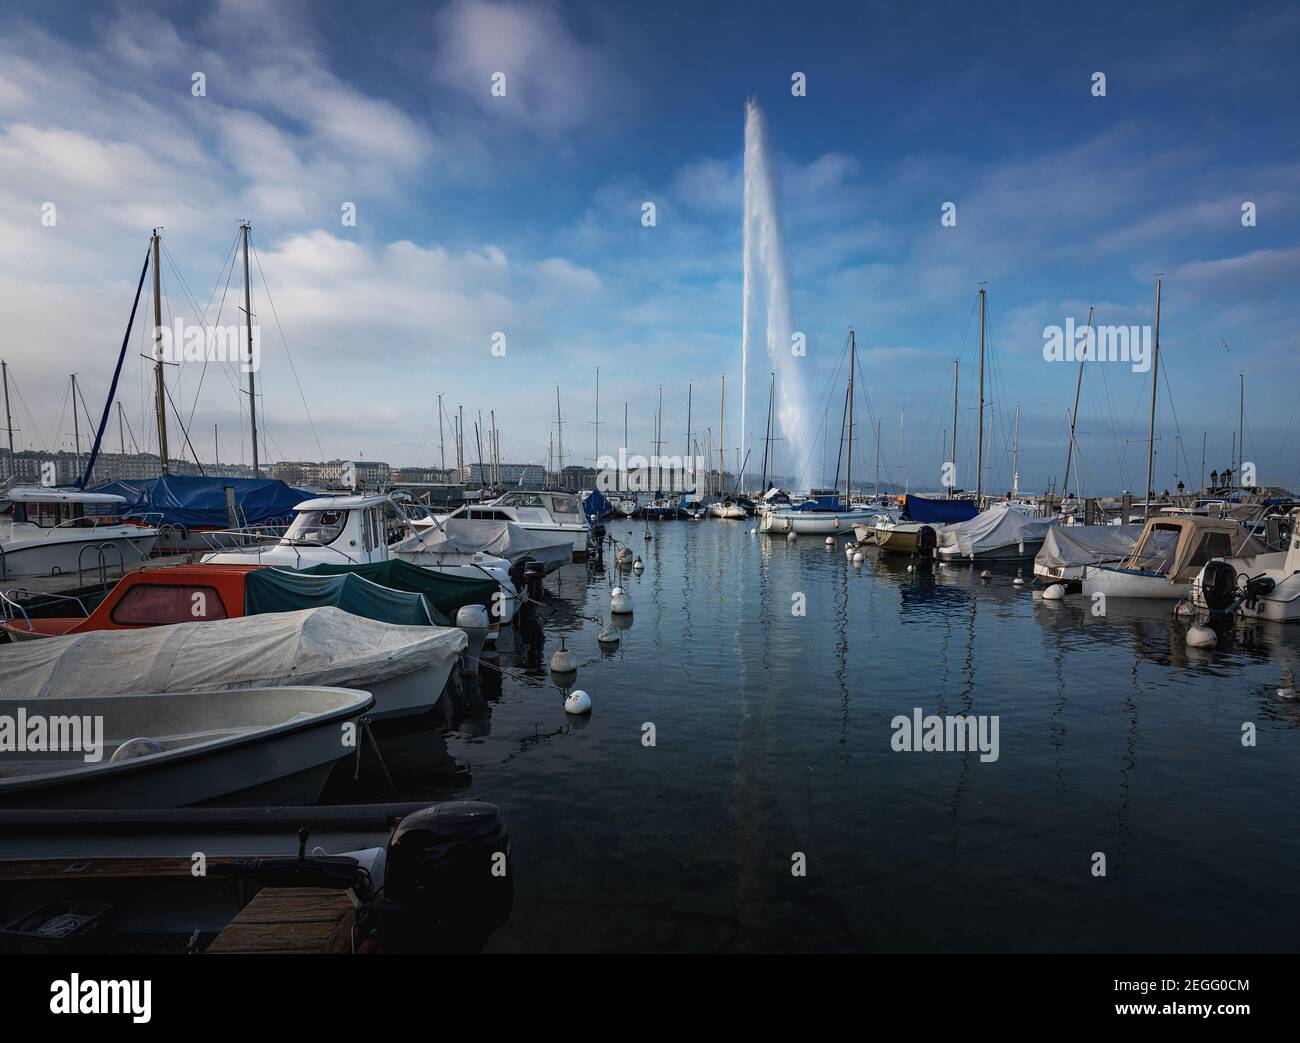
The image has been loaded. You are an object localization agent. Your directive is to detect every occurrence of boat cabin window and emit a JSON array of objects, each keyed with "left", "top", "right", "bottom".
[
  {"left": 111, "top": 584, "right": 230, "bottom": 626},
  {"left": 467, "top": 508, "right": 512, "bottom": 521},
  {"left": 380, "top": 501, "right": 410, "bottom": 543},
  {"left": 1188, "top": 531, "right": 1235, "bottom": 567},
  {"left": 11, "top": 501, "right": 105, "bottom": 528},
  {"left": 285, "top": 510, "right": 346, "bottom": 545}
]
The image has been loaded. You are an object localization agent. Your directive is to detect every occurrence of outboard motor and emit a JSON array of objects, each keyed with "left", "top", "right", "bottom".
[
  {"left": 916, "top": 525, "right": 938, "bottom": 555},
  {"left": 1194, "top": 560, "right": 1240, "bottom": 613},
  {"left": 381, "top": 800, "right": 513, "bottom": 951}
]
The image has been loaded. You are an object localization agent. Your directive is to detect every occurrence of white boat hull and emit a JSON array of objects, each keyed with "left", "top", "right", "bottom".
[
  {"left": 0, "top": 685, "right": 371, "bottom": 809},
  {"left": 0, "top": 528, "right": 157, "bottom": 578},
  {"left": 763, "top": 510, "right": 876, "bottom": 534},
  {"left": 1081, "top": 565, "right": 1187, "bottom": 600}
]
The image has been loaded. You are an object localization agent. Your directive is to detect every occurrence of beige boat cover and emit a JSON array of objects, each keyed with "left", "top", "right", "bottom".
[{"left": 0, "top": 606, "right": 466, "bottom": 699}]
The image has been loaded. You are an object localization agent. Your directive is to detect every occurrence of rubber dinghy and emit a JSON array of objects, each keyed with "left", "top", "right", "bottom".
[{"left": 0, "top": 606, "right": 465, "bottom": 720}]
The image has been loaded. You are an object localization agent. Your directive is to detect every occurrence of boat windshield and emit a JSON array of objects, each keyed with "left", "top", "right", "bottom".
[{"left": 284, "top": 509, "right": 347, "bottom": 545}]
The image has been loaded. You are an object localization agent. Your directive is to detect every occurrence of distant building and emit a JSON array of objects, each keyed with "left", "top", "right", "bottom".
[
  {"left": 272, "top": 459, "right": 392, "bottom": 490},
  {"left": 392, "top": 466, "right": 456, "bottom": 485},
  {"left": 461, "top": 462, "right": 545, "bottom": 488}
]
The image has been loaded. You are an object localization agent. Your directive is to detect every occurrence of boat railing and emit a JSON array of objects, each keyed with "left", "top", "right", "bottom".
[
  {"left": 78, "top": 541, "right": 128, "bottom": 589},
  {"left": 0, "top": 588, "right": 91, "bottom": 631},
  {"left": 199, "top": 525, "right": 295, "bottom": 553}
]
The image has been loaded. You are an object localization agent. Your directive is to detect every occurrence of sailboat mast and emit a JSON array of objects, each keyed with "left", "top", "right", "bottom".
[
  {"left": 555, "top": 386, "right": 563, "bottom": 480},
  {"left": 71, "top": 375, "right": 81, "bottom": 473},
  {"left": 875, "top": 420, "right": 881, "bottom": 497},
  {"left": 975, "top": 286, "right": 986, "bottom": 502},
  {"left": 1063, "top": 304, "right": 1092, "bottom": 503},
  {"left": 685, "top": 383, "right": 692, "bottom": 491},
  {"left": 1144, "top": 277, "right": 1162, "bottom": 518},
  {"left": 240, "top": 222, "right": 259, "bottom": 477},
  {"left": 845, "top": 331, "right": 855, "bottom": 505},
  {"left": 950, "top": 359, "right": 958, "bottom": 498},
  {"left": 437, "top": 394, "right": 446, "bottom": 473},
  {"left": 761, "top": 373, "right": 774, "bottom": 492},
  {"left": 118, "top": 402, "right": 126, "bottom": 457},
  {"left": 1200, "top": 431, "right": 1206, "bottom": 492},
  {"left": 1, "top": 360, "right": 13, "bottom": 456},
  {"left": 150, "top": 229, "right": 170, "bottom": 474},
  {"left": 1238, "top": 371, "right": 1245, "bottom": 475}
]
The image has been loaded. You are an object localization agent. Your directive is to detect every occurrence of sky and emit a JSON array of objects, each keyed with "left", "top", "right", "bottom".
[{"left": 1, "top": 0, "right": 1298, "bottom": 495}]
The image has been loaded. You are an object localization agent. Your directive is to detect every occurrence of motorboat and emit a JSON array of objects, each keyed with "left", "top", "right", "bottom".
[
  {"left": 396, "top": 516, "right": 574, "bottom": 575},
  {"left": 611, "top": 495, "right": 639, "bottom": 518},
  {"left": 467, "top": 490, "right": 592, "bottom": 558},
  {"left": 678, "top": 496, "right": 706, "bottom": 519},
  {"left": 1, "top": 560, "right": 497, "bottom": 640},
  {"left": 850, "top": 508, "right": 899, "bottom": 545},
  {"left": 871, "top": 495, "right": 978, "bottom": 556},
  {"left": 0, "top": 488, "right": 158, "bottom": 580},
  {"left": 0, "top": 685, "right": 372, "bottom": 808},
  {"left": 0, "top": 606, "right": 466, "bottom": 720},
  {"left": 1191, "top": 507, "right": 1300, "bottom": 622},
  {"left": 1033, "top": 523, "right": 1160, "bottom": 585},
  {"left": 935, "top": 503, "right": 1055, "bottom": 564},
  {"left": 643, "top": 496, "right": 681, "bottom": 520},
  {"left": 200, "top": 492, "right": 519, "bottom": 624},
  {"left": 0, "top": 801, "right": 512, "bottom": 953},
  {"left": 1080, "top": 515, "right": 1262, "bottom": 601}
]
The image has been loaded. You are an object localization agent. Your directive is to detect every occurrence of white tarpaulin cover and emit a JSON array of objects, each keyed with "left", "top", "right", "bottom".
[
  {"left": 395, "top": 518, "right": 572, "bottom": 570},
  {"left": 1035, "top": 523, "right": 1162, "bottom": 571},
  {"left": 0, "top": 606, "right": 466, "bottom": 699},
  {"left": 937, "top": 503, "right": 1056, "bottom": 557}
]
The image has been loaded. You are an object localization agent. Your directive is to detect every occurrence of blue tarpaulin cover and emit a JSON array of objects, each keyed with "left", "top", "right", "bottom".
[
  {"left": 902, "top": 495, "right": 980, "bottom": 524},
  {"left": 582, "top": 489, "right": 612, "bottom": 519},
  {"left": 92, "top": 475, "right": 310, "bottom": 529}
]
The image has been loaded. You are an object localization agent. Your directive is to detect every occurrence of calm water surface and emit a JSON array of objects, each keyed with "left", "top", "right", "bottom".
[{"left": 327, "top": 519, "right": 1300, "bottom": 953}]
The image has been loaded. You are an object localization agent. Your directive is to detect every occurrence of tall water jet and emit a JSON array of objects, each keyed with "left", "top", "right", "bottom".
[{"left": 742, "top": 98, "right": 811, "bottom": 490}]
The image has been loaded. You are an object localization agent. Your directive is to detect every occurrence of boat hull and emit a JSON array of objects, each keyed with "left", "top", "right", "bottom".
[
  {"left": 0, "top": 529, "right": 157, "bottom": 579},
  {"left": 1080, "top": 565, "right": 1187, "bottom": 600},
  {"left": 937, "top": 538, "right": 1046, "bottom": 564}
]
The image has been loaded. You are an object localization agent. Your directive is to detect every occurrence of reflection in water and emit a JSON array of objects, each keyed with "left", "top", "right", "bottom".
[{"left": 360, "top": 522, "right": 1300, "bottom": 952}]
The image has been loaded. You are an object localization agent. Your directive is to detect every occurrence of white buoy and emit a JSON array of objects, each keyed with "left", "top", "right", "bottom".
[
  {"left": 455, "top": 604, "right": 491, "bottom": 675},
  {"left": 853, "top": 552, "right": 864, "bottom": 565},
  {"left": 1186, "top": 624, "right": 1217, "bottom": 648},
  {"left": 643, "top": 531, "right": 652, "bottom": 541},
  {"left": 550, "top": 637, "right": 577, "bottom": 674},
  {"left": 597, "top": 626, "right": 621, "bottom": 649},
  {"left": 611, "top": 586, "right": 633, "bottom": 615},
  {"left": 750, "top": 527, "right": 756, "bottom": 534},
  {"left": 1043, "top": 583, "right": 1066, "bottom": 601},
  {"left": 615, "top": 547, "right": 633, "bottom": 566},
  {"left": 787, "top": 531, "right": 797, "bottom": 542},
  {"left": 632, "top": 557, "right": 644, "bottom": 572},
  {"left": 980, "top": 570, "right": 991, "bottom": 580},
  {"left": 825, "top": 536, "right": 835, "bottom": 546},
  {"left": 1013, "top": 576, "right": 1025, "bottom": 586},
  {"left": 1174, "top": 599, "right": 1195, "bottom": 617},
  {"left": 906, "top": 564, "right": 914, "bottom": 573},
  {"left": 1278, "top": 687, "right": 1297, "bottom": 701},
  {"left": 564, "top": 689, "right": 592, "bottom": 715}
]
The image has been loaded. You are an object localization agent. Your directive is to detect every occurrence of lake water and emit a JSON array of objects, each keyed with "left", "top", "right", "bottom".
[{"left": 326, "top": 518, "right": 1300, "bottom": 953}]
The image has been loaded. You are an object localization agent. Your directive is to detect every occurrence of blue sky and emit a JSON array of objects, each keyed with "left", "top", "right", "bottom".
[{"left": 1, "top": 0, "right": 1297, "bottom": 494}]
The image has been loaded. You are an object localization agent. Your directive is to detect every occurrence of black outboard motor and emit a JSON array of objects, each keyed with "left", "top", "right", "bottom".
[
  {"left": 1197, "top": 559, "right": 1239, "bottom": 613},
  {"left": 380, "top": 800, "right": 513, "bottom": 951},
  {"left": 916, "top": 525, "right": 937, "bottom": 554}
]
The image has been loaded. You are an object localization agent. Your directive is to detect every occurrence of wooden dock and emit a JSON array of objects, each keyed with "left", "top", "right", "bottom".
[{"left": 207, "top": 888, "right": 359, "bottom": 954}]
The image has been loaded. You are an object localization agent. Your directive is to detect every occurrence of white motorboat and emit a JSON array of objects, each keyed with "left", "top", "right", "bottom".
[
  {"left": 707, "top": 499, "right": 747, "bottom": 520},
  {"left": 467, "top": 490, "right": 592, "bottom": 558},
  {"left": 1191, "top": 507, "right": 1300, "bottom": 622},
  {"left": 935, "top": 503, "right": 1055, "bottom": 564},
  {"left": 395, "top": 516, "right": 573, "bottom": 575},
  {"left": 1033, "top": 523, "right": 1160, "bottom": 584},
  {"left": 1080, "top": 515, "right": 1262, "bottom": 601},
  {"left": 611, "top": 496, "right": 639, "bottom": 518},
  {"left": 0, "top": 488, "right": 158, "bottom": 579},
  {"left": 0, "top": 685, "right": 372, "bottom": 808},
  {"left": 201, "top": 492, "right": 518, "bottom": 624},
  {"left": 0, "top": 606, "right": 466, "bottom": 720}
]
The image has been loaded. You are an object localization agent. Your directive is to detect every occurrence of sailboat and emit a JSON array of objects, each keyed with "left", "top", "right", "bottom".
[{"left": 762, "top": 332, "right": 876, "bottom": 534}]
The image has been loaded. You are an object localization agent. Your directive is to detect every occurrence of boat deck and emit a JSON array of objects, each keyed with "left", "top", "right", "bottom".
[{"left": 206, "top": 887, "right": 358, "bottom": 954}]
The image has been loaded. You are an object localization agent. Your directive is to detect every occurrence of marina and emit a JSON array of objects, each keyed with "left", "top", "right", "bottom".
[{"left": 0, "top": 0, "right": 1297, "bottom": 987}]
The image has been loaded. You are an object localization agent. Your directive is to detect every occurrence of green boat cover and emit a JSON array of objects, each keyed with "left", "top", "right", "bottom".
[
  {"left": 299, "top": 559, "right": 499, "bottom": 625},
  {"left": 244, "top": 568, "right": 434, "bottom": 628}
]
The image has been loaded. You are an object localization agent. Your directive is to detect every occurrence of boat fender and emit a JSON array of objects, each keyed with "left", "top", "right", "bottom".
[
  {"left": 110, "top": 737, "right": 165, "bottom": 762},
  {"left": 456, "top": 604, "right": 491, "bottom": 675},
  {"left": 565, "top": 690, "right": 592, "bottom": 715}
]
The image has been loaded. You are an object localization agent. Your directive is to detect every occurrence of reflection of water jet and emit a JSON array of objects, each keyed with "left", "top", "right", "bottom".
[{"left": 742, "top": 98, "right": 811, "bottom": 489}]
